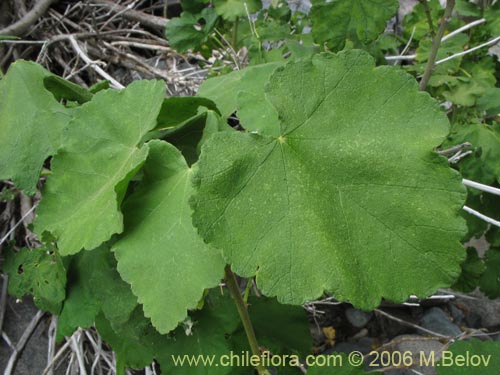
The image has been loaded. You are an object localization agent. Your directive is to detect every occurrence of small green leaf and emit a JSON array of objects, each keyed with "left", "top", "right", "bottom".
[
  {"left": 95, "top": 307, "right": 163, "bottom": 369},
  {"left": 43, "top": 75, "right": 93, "bottom": 104},
  {"left": 89, "top": 80, "right": 110, "bottom": 93},
  {"left": 0, "top": 35, "right": 19, "bottom": 40},
  {"left": 455, "top": 0, "right": 481, "bottom": 17},
  {"left": 2, "top": 245, "right": 66, "bottom": 314},
  {"left": 441, "top": 58, "right": 496, "bottom": 106},
  {"left": 35, "top": 80, "right": 165, "bottom": 255},
  {"left": 192, "top": 50, "right": 466, "bottom": 309},
  {"left": 452, "top": 247, "right": 485, "bottom": 293},
  {"left": 0, "top": 60, "right": 71, "bottom": 194},
  {"left": 181, "top": 0, "right": 210, "bottom": 13},
  {"left": 485, "top": 2, "right": 500, "bottom": 36},
  {"left": 112, "top": 140, "right": 225, "bottom": 334},
  {"left": 479, "top": 248, "right": 500, "bottom": 299},
  {"left": 86, "top": 245, "right": 137, "bottom": 326},
  {"left": 57, "top": 251, "right": 101, "bottom": 338},
  {"left": 477, "top": 88, "right": 500, "bottom": 115},
  {"left": 486, "top": 226, "right": 500, "bottom": 247},
  {"left": 415, "top": 34, "right": 469, "bottom": 80},
  {"left": 444, "top": 123, "right": 500, "bottom": 186},
  {"left": 460, "top": 193, "right": 488, "bottom": 241},
  {"left": 165, "top": 8, "right": 218, "bottom": 52},
  {"left": 310, "top": 0, "right": 398, "bottom": 51},
  {"left": 213, "top": 0, "right": 262, "bottom": 21}
]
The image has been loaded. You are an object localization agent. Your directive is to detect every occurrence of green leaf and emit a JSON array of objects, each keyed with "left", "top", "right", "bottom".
[
  {"left": 236, "top": 62, "right": 283, "bottom": 136},
  {"left": 155, "top": 96, "right": 219, "bottom": 131},
  {"left": 197, "top": 69, "right": 246, "bottom": 119},
  {"left": 43, "top": 75, "right": 93, "bottom": 104},
  {"left": 95, "top": 307, "right": 164, "bottom": 369},
  {"left": 486, "top": 226, "right": 500, "bottom": 248},
  {"left": 163, "top": 110, "right": 232, "bottom": 165},
  {"left": 157, "top": 290, "right": 311, "bottom": 374},
  {"left": 441, "top": 58, "right": 496, "bottom": 106},
  {"left": 230, "top": 296, "right": 311, "bottom": 374},
  {"left": 213, "top": 0, "right": 262, "bottom": 21},
  {"left": 85, "top": 244, "right": 137, "bottom": 326},
  {"left": 485, "top": 2, "right": 500, "bottom": 36},
  {"left": 310, "top": 0, "right": 398, "bottom": 51},
  {"left": 57, "top": 251, "right": 101, "bottom": 338},
  {"left": 0, "top": 60, "right": 71, "bottom": 194},
  {"left": 35, "top": 80, "right": 165, "bottom": 255},
  {"left": 455, "top": 0, "right": 481, "bottom": 17},
  {"left": 477, "top": 88, "right": 500, "bottom": 115},
  {"left": 192, "top": 50, "right": 466, "bottom": 309},
  {"left": 197, "top": 62, "right": 283, "bottom": 122},
  {"left": 444, "top": 123, "right": 500, "bottom": 186},
  {"left": 181, "top": 0, "right": 210, "bottom": 13},
  {"left": 403, "top": 0, "right": 443, "bottom": 41},
  {"left": 415, "top": 34, "right": 469, "bottom": 80},
  {"left": 157, "top": 290, "right": 240, "bottom": 375},
  {"left": 2, "top": 245, "right": 66, "bottom": 314},
  {"left": 461, "top": 193, "right": 488, "bottom": 241},
  {"left": 89, "top": 80, "right": 110, "bottom": 93},
  {"left": 112, "top": 140, "right": 225, "bottom": 334},
  {"left": 452, "top": 247, "right": 485, "bottom": 293},
  {"left": 59, "top": 243, "right": 138, "bottom": 339},
  {"left": 165, "top": 8, "right": 218, "bottom": 53},
  {"left": 479, "top": 248, "right": 500, "bottom": 299},
  {"left": 436, "top": 340, "right": 500, "bottom": 374}
]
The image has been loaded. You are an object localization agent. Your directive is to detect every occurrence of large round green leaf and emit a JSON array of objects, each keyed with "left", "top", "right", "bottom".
[{"left": 191, "top": 50, "right": 466, "bottom": 309}]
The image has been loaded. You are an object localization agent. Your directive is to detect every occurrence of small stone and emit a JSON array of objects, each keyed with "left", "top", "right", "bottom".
[
  {"left": 331, "top": 337, "right": 374, "bottom": 355},
  {"left": 384, "top": 334, "right": 442, "bottom": 375},
  {"left": 456, "top": 291, "right": 500, "bottom": 328},
  {"left": 464, "top": 311, "right": 482, "bottom": 328},
  {"left": 449, "top": 304, "right": 465, "bottom": 325},
  {"left": 345, "top": 307, "right": 373, "bottom": 328},
  {"left": 420, "top": 307, "right": 462, "bottom": 337}
]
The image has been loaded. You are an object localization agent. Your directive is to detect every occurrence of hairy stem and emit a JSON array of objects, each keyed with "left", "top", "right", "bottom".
[
  {"left": 419, "top": 0, "right": 455, "bottom": 91},
  {"left": 224, "top": 265, "right": 268, "bottom": 375}
]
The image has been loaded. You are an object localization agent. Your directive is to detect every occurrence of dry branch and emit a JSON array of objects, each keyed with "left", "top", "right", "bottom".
[
  {"left": 0, "top": 0, "right": 59, "bottom": 37},
  {"left": 91, "top": 0, "right": 168, "bottom": 31}
]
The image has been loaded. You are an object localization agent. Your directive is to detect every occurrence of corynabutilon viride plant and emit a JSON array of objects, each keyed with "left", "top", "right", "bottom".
[{"left": 0, "top": 50, "right": 468, "bottom": 373}]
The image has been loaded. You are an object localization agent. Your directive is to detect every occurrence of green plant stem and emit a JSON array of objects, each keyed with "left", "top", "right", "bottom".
[
  {"left": 419, "top": 0, "right": 435, "bottom": 37},
  {"left": 224, "top": 265, "right": 268, "bottom": 375},
  {"left": 419, "top": 0, "right": 455, "bottom": 91},
  {"left": 232, "top": 17, "right": 239, "bottom": 49},
  {"left": 116, "top": 355, "right": 126, "bottom": 375},
  {"left": 243, "top": 278, "right": 253, "bottom": 304}
]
